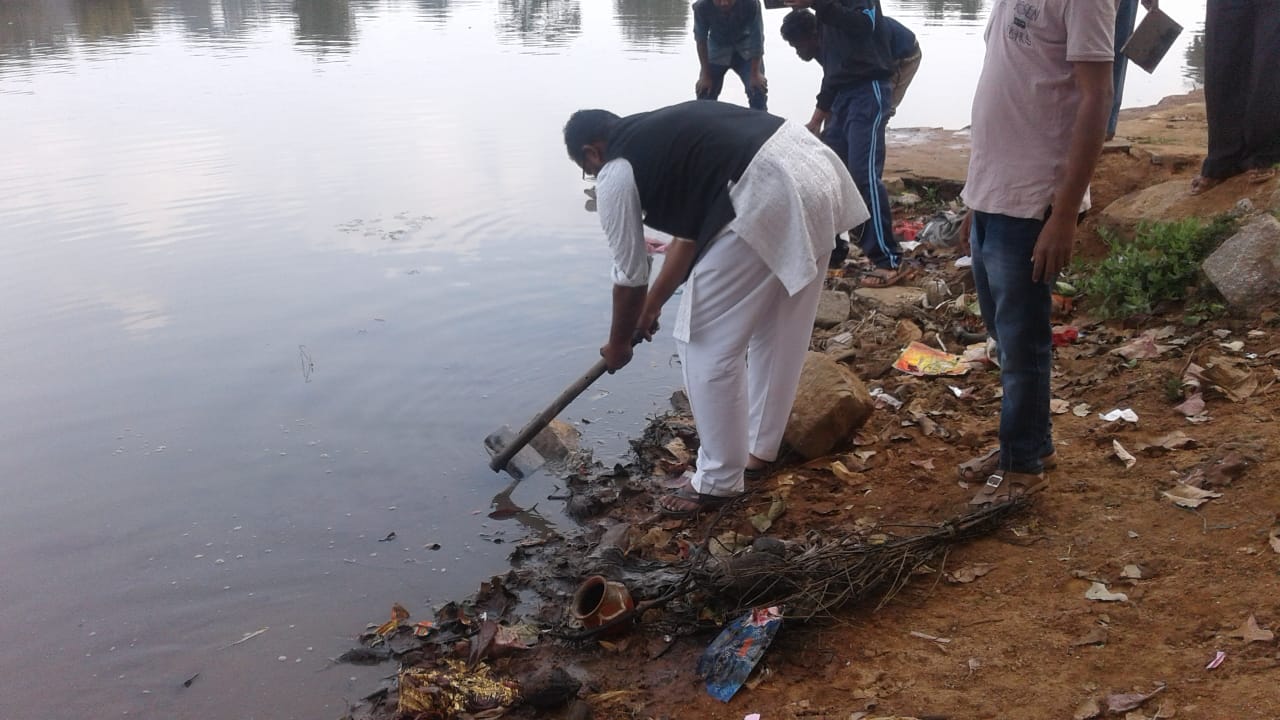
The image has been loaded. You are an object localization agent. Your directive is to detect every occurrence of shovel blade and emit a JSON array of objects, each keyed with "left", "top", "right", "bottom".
[{"left": 484, "top": 425, "right": 546, "bottom": 479}]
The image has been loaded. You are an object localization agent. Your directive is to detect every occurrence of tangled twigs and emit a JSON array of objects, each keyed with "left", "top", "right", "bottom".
[{"left": 695, "top": 496, "right": 1031, "bottom": 620}]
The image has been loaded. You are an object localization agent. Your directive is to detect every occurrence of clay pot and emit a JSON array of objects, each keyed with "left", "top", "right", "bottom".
[{"left": 571, "top": 575, "right": 634, "bottom": 634}]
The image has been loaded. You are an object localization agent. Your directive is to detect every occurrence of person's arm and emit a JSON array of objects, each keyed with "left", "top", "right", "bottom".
[
  {"left": 636, "top": 238, "right": 697, "bottom": 339},
  {"left": 595, "top": 161, "right": 652, "bottom": 371},
  {"left": 696, "top": 38, "right": 714, "bottom": 96},
  {"left": 693, "top": 3, "right": 713, "bottom": 96},
  {"left": 1031, "top": 60, "right": 1112, "bottom": 283}
]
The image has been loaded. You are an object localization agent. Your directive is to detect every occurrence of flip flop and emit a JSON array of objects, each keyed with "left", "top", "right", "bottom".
[
  {"left": 957, "top": 448, "right": 1057, "bottom": 481},
  {"left": 656, "top": 476, "right": 740, "bottom": 518},
  {"left": 1248, "top": 166, "right": 1277, "bottom": 184},
  {"left": 969, "top": 470, "right": 1047, "bottom": 506},
  {"left": 860, "top": 267, "right": 905, "bottom": 289},
  {"left": 1189, "top": 175, "right": 1222, "bottom": 196}
]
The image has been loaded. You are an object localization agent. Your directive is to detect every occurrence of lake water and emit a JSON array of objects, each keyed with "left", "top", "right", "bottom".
[{"left": 0, "top": 1, "right": 1207, "bottom": 717}]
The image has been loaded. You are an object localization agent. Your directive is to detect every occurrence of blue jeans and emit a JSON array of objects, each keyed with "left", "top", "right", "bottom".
[
  {"left": 697, "top": 53, "right": 767, "bottom": 111},
  {"left": 970, "top": 211, "right": 1054, "bottom": 473},
  {"left": 823, "top": 80, "right": 899, "bottom": 269},
  {"left": 1109, "top": 0, "right": 1139, "bottom": 137}
]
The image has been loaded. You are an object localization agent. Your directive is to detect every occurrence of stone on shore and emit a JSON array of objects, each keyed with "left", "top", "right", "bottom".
[
  {"left": 529, "top": 419, "right": 581, "bottom": 464},
  {"left": 1201, "top": 214, "right": 1280, "bottom": 311},
  {"left": 815, "top": 290, "right": 851, "bottom": 328},
  {"left": 853, "top": 286, "right": 927, "bottom": 317},
  {"left": 784, "top": 352, "right": 874, "bottom": 460}
]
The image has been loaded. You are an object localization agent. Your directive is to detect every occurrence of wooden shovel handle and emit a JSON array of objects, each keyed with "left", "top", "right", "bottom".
[{"left": 487, "top": 358, "right": 609, "bottom": 472}]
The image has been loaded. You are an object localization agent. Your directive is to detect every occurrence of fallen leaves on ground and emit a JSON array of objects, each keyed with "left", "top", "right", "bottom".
[
  {"left": 1161, "top": 483, "right": 1222, "bottom": 508},
  {"left": 1106, "top": 683, "right": 1166, "bottom": 713},
  {"left": 1084, "top": 582, "right": 1128, "bottom": 602},
  {"left": 1226, "top": 615, "right": 1275, "bottom": 643},
  {"left": 1113, "top": 440, "right": 1137, "bottom": 469},
  {"left": 945, "top": 562, "right": 997, "bottom": 584}
]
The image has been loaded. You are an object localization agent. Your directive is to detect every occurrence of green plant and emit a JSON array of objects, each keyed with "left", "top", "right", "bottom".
[{"left": 1078, "top": 215, "right": 1238, "bottom": 319}]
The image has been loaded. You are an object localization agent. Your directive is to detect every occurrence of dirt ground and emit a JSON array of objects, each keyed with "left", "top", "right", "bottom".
[{"left": 350, "top": 95, "right": 1280, "bottom": 720}]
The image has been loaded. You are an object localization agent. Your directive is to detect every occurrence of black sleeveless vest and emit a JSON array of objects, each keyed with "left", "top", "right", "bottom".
[{"left": 605, "top": 101, "right": 784, "bottom": 262}]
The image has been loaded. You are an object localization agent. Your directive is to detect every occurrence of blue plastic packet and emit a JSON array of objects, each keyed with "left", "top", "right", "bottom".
[{"left": 696, "top": 606, "right": 783, "bottom": 702}]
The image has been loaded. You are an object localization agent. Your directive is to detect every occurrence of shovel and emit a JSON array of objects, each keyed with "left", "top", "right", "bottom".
[{"left": 484, "top": 356, "right": 612, "bottom": 478}]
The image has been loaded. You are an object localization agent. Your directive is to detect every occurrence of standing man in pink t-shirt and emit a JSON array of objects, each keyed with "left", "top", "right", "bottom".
[{"left": 959, "top": 0, "right": 1114, "bottom": 504}]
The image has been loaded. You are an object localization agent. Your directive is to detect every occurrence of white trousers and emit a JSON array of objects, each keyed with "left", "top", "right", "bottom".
[{"left": 676, "top": 231, "right": 825, "bottom": 497}]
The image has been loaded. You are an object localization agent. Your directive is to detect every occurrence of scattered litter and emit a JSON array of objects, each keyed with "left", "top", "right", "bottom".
[
  {"left": 1127, "top": 530, "right": 1140, "bottom": 539},
  {"left": 182, "top": 673, "right": 200, "bottom": 688},
  {"left": 1100, "top": 408, "right": 1139, "bottom": 423},
  {"left": 1050, "top": 398, "right": 1071, "bottom": 414},
  {"left": 378, "top": 532, "right": 397, "bottom": 542},
  {"left": 1112, "top": 440, "right": 1137, "bottom": 469},
  {"left": 893, "top": 342, "right": 971, "bottom": 376},
  {"left": 955, "top": 255, "right": 973, "bottom": 268},
  {"left": 1205, "top": 651, "right": 1226, "bottom": 670},
  {"left": 220, "top": 627, "right": 269, "bottom": 650},
  {"left": 1227, "top": 615, "right": 1274, "bottom": 643},
  {"left": 1270, "top": 525, "right": 1280, "bottom": 554},
  {"left": 744, "top": 714, "right": 762, "bottom": 720},
  {"left": 1121, "top": 564, "right": 1144, "bottom": 580},
  {"left": 698, "top": 607, "right": 783, "bottom": 702},
  {"left": 909, "top": 630, "right": 951, "bottom": 644},
  {"left": 398, "top": 659, "right": 518, "bottom": 716},
  {"left": 1220, "top": 340, "right": 1244, "bottom": 352},
  {"left": 1084, "top": 582, "right": 1128, "bottom": 602},
  {"left": 944, "top": 562, "right": 996, "bottom": 584},
  {"left": 1161, "top": 483, "right": 1222, "bottom": 509},
  {"left": 1106, "top": 684, "right": 1165, "bottom": 713},
  {"left": 1052, "top": 326, "right": 1079, "bottom": 347},
  {"left": 869, "top": 387, "right": 904, "bottom": 409},
  {"left": 948, "top": 385, "right": 973, "bottom": 398},
  {"left": 1072, "top": 403, "right": 1092, "bottom": 417}
]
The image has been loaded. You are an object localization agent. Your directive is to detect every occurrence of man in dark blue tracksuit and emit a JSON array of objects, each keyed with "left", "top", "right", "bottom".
[{"left": 782, "top": 1, "right": 903, "bottom": 285}]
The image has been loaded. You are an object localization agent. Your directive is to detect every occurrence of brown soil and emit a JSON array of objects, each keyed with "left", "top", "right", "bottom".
[{"left": 353, "top": 96, "right": 1280, "bottom": 720}]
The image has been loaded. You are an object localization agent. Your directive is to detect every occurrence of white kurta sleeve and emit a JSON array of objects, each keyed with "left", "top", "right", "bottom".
[{"left": 595, "top": 159, "right": 650, "bottom": 287}]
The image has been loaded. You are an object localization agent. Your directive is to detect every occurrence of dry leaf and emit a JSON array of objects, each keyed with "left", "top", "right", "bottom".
[
  {"left": 1112, "top": 440, "right": 1136, "bottom": 469},
  {"left": 1072, "top": 403, "right": 1092, "bottom": 417},
  {"left": 909, "top": 458, "right": 936, "bottom": 471},
  {"left": 945, "top": 562, "right": 997, "bottom": 584},
  {"left": 1227, "top": 615, "right": 1275, "bottom": 643},
  {"left": 1270, "top": 526, "right": 1280, "bottom": 554},
  {"left": 1136, "top": 431, "right": 1197, "bottom": 454},
  {"left": 1162, "top": 483, "right": 1223, "bottom": 508},
  {"left": 1173, "top": 393, "right": 1206, "bottom": 417},
  {"left": 1050, "top": 398, "right": 1071, "bottom": 414},
  {"left": 1072, "top": 697, "right": 1102, "bottom": 720},
  {"left": 1106, "top": 684, "right": 1165, "bottom": 713},
  {"left": 392, "top": 603, "right": 411, "bottom": 621},
  {"left": 1114, "top": 331, "right": 1174, "bottom": 360},
  {"left": 830, "top": 460, "right": 863, "bottom": 483},
  {"left": 1121, "top": 564, "right": 1144, "bottom": 580},
  {"left": 1190, "top": 353, "right": 1258, "bottom": 402},
  {"left": 1084, "top": 582, "right": 1128, "bottom": 602},
  {"left": 1071, "top": 627, "right": 1109, "bottom": 647}
]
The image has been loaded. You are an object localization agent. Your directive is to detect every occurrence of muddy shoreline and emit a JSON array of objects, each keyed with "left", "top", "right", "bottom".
[{"left": 341, "top": 92, "right": 1280, "bottom": 720}]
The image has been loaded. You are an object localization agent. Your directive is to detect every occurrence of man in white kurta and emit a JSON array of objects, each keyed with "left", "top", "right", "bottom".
[{"left": 563, "top": 101, "right": 867, "bottom": 515}]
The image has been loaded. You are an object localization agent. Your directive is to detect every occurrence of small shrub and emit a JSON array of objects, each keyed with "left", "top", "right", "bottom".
[{"left": 1078, "top": 215, "right": 1237, "bottom": 319}]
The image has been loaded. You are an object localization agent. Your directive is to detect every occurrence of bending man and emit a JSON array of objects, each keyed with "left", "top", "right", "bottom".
[{"left": 563, "top": 101, "right": 867, "bottom": 516}]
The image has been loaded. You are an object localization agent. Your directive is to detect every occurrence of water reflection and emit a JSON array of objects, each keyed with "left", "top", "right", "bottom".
[
  {"left": 0, "top": 0, "right": 358, "bottom": 69},
  {"left": 894, "top": 0, "right": 987, "bottom": 23},
  {"left": 495, "top": 0, "right": 580, "bottom": 50},
  {"left": 414, "top": 0, "right": 452, "bottom": 24},
  {"left": 613, "top": 0, "right": 688, "bottom": 50},
  {"left": 294, "top": 0, "right": 355, "bottom": 52},
  {"left": 1182, "top": 31, "right": 1204, "bottom": 85}
]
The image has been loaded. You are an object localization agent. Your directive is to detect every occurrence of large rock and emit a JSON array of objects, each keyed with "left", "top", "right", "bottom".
[
  {"left": 815, "top": 290, "right": 851, "bottom": 328},
  {"left": 784, "top": 352, "right": 874, "bottom": 460},
  {"left": 1201, "top": 214, "right": 1280, "bottom": 311},
  {"left": 1101, "top": 174, "right": 1279, "bottom": 233},
  {"left": 853, "top": 286, "right": 926, "bottom": 317}
]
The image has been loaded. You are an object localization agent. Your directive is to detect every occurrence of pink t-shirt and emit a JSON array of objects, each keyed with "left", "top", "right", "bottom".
[{"left": 961, "top": 0, "right": 1115, "bottom": 219}]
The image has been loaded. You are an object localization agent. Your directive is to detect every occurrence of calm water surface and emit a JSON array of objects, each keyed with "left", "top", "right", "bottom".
[{"left": 0, "top": 1, "right": 1207, "bottom": 717}]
